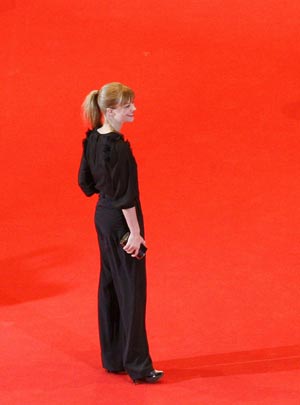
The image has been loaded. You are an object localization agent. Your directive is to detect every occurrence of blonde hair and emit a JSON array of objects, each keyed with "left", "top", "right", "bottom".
[{"left": 82, "top": 82, "right": 135, "bottom": 129}]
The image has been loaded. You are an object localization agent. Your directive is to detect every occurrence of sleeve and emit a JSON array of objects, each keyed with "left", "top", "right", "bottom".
[
  {"left": 110, "top": 141, "right": 139, "bottom": 209},
  {"left": 78, "top": 139, "right": 98, "bottom": 197}
]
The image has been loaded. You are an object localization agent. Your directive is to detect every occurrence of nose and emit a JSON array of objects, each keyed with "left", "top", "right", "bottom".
[{"left": 131, "top": 103, "right": 136, "bottom": 111}]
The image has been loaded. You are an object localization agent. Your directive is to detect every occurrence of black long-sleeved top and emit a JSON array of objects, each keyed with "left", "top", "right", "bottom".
[{"left": 78, "top": 129, "right": 140, "bottom": 209}]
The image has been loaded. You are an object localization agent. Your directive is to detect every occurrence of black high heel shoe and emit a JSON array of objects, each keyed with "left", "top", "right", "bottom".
[{"left": 133, "top": 370, "right": 164, "bottom": 384}]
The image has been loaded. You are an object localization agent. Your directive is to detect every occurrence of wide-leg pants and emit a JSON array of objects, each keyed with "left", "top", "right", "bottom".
[{"left": 94, "top": 197, "right": 153, "bottom": 380}]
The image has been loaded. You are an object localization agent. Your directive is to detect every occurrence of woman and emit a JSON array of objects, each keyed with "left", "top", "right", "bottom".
[{"left": 78, "top": 82, "right": 163, "bottom": 384}]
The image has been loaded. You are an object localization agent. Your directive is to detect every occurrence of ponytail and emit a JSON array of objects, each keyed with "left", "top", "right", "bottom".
[{"left": 82, "top": 90, "right": 102, "bottom": 129}]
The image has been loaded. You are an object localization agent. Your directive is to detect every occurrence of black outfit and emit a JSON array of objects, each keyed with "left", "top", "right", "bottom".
[{"left": 78, "top": 129, "right": 153, "bottom": 380}]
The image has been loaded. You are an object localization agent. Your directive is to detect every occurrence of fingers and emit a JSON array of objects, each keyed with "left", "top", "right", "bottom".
[
  {"left": 131, "top": 249, "right": 139, "bottom": 258},
  {"left": 122, "top": 234, "right": 145, "bottom": 257},
  {"left": 123, "top": 240, "right": 134, "bottom": 253},
  {"left": 123, "top": 243, "right": 139, "bottom": 255},
  {"left": 123, "top": 240, "right": 135, "bottom": 254}
]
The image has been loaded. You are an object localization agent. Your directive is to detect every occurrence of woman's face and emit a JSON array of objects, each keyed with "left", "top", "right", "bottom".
[{"left": 110, "top": 102, "right": 136, "bottom": 125}]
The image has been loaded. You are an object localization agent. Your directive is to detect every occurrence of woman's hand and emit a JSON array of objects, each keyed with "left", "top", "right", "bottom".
[
  {"left": 123, "top": 233, "right": 146, "bottom": 258},
  {"left": 121, "top": 206, "right": 145, "bottom": 257}
]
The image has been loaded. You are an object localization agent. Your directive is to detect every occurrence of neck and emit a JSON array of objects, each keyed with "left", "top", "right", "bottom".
[{"left": 103, "top": 119, "right": 121, "bottom": 133}]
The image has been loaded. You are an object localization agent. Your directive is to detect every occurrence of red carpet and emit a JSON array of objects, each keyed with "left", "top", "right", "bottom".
[{"left": 1, "top": 0, "right": 300, "bottom": 404}]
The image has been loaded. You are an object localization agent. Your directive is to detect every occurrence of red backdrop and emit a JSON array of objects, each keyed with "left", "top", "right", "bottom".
[{"left": 1, "top": 1, "right": 300, "bottom": 403}]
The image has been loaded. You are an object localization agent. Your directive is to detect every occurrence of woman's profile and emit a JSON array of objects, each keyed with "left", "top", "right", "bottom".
[{"left": 78, "top": 82, "right": 163, "bottom": 384}]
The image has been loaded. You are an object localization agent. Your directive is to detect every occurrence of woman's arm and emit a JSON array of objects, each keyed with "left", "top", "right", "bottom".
[
  {"left": 122, "top": 206, "right": 145, "bottom": 257},
  {"left": 78, "top": 152, "right": 97, "bottom": 197}
]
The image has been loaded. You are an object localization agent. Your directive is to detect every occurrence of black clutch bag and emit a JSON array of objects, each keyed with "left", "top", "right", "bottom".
[{"left": 120, "top": 232, "right": 147, "bottom": 260}]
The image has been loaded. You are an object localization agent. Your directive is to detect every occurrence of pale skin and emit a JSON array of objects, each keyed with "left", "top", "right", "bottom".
[{"left": 97, "top": 101, "right": 146, "bottom": 258}]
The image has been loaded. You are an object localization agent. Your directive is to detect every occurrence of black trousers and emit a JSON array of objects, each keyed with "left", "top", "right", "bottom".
[{"left": 94, "top": 196, "right": 153, "bottom": 380}]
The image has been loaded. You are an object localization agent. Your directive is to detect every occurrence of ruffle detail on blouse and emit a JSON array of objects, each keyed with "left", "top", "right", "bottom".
[
  {"left": 82, "top": 129, "right": 123, "bottom": 161},
  {"left": 102, "top": 142, "right": 111, "bottom": 162},
  {"left": 99, "top": 131, "right": 123, "bottom": 163}
]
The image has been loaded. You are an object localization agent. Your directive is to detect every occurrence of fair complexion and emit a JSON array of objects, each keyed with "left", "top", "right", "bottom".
[
  {"left": 122, "top": 207, "right": 146, "bottom": 257},
  {"left": 98, "top": 102, "right": 145, "bottom": 257},
  {"left": 99, "top": 102, "right": 136, "bottom": 133}
]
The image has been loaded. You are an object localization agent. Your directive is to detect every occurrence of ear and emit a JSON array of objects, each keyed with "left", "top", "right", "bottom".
[{"left": 106, "top": 108, "right": 114, "bottom": 116}]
